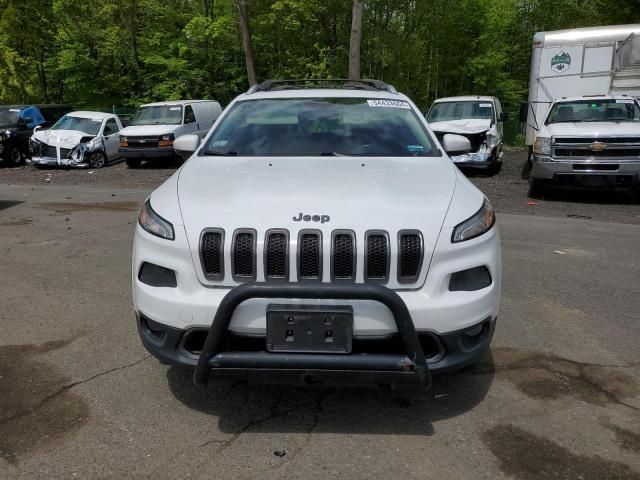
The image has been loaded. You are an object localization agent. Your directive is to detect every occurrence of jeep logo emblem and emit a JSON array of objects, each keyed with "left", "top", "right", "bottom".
[{"left": 293, "top": 212, "right": 330, "bottom": 223}]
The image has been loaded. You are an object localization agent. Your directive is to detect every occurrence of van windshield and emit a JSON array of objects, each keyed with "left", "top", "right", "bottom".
[
  {"left": 546, "top": 99, "right": 640, "bottom": 124},
  {"left": 202, "top": 97, "right": 438, "bottom": 157},
  {"left": 51, "top": 115, "right": 102, "bottom": 135},
  {"left": 0, "top": 107, "right": 20, "bottom": 125},
  {"left": 428, "top": 101, "right": 495, "bottom": 122},
  {"left": 131, "top": 105, "right": 183, "bottom": 125}
]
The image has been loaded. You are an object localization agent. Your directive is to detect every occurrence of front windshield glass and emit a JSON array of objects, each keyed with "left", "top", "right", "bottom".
[
  {"left": 546, "top": 99, "right": 640, "bottom": 124},
  {"left": 131, "top": 105, "right": 183, "bottom": 125},
  {"left": 203, "top": 97, "right": 438, "bottom": 157},
  {"left": 0, "top": 107, "right": 21, "bottom": 124},
  {"left": 427, "top": 101, "right": 495, "bottom": 122},
  {"left": 51, "top": 115, "right": 102, "bottom": 135}
]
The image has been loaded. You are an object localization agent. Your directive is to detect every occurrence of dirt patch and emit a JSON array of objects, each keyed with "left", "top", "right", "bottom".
[
  {"left": 474, "top": 347, "right": 640, "bottom": 408},
  {"left": 606, "top": 424, "right": 640, "bottom": 453},
  {"left": 483, "top": 424, "right": 640, "bottom": 479},
  {"left": 39, "top": 201, "right": 140, "bottom": 213},
  {"left": 0, "top": 338, "right": 89, "bottom": 464},
  {"left": 0, "top": 217, "right": 34, "bottom": 226}
]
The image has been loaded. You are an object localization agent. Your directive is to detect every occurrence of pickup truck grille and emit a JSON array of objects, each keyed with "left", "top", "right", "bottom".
[
  {"left": 552, "top": 137, "right": 640, "bottom": 160},
  {"left": 199, "top": 228, "right": 426, "bottom": 287},
  {"left": 125, "top": 136, "right": 159, "bottom": 148}
]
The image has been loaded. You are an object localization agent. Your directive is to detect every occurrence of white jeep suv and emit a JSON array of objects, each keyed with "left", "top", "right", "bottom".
[{"left": 132, "top": 80, "right": 501, "bottom": 390}]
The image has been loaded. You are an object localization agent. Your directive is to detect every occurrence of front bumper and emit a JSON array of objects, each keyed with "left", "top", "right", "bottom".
[
  {"left": 119, "top": 146, "right": 175, "bottom": 159},
  {"left": 137, "top": 281, "right": 496, "bottom": 389},
  {"left": 532, "top": 155, "right": 640, "bottom": 184},
  {"left": 27, "top": 156, "right": 89, "bottom": 168}
]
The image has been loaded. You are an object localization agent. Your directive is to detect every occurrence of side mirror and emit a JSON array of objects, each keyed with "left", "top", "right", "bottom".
[
  {"left": 33, "top": 125, "right": 42, "bottom": 133},
  {"left": 519, "top": 102, "right": 528, "bottom": 123},
  {"left": 442, "top": 133, "right": 472, "bottom": 155},
  {"left": 499, "top": 112, "right": 508, "bottom": 122},
  {"left": 174, "top": 134, "right": 200, "bottom": 159}
]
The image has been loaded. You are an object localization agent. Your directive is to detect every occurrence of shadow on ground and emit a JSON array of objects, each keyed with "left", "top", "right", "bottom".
[{"left": 166, "top": 350, "right": 495, "bottom": 436}]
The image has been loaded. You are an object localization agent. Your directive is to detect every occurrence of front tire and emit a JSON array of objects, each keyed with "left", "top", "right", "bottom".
[
  {"left": 125, "top": 158, "right": 141, "bottom": 169},
  {"left": 528, "top": 176, "right": 546, "bottom": 198},
  {"left": 521, "top": 147, "right": 533, "bottom": 180},
  {"left": 3, "top": 145, "right": 22, "bottom": 166},
  {"left": 88, "top": 151, "right": 106, "bottom": 169}
]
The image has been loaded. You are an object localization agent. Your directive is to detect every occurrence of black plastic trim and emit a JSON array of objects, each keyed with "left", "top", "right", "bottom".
[
  {"left": 331, "top": 229, "right": 357, "bottom": 282},
  {"left": 231, "top": 228, "right": 257, "bottom": 281},
  {"left": 364, "top": 230, "right": 390, "bottom": 283},
  {"left": 199, "top": 228, "right": 225, "bottom": 281},
  {"left": 297, "top": 229, "right": 323, "bottom": 281},
  {"left": 263, "top": 229, "right": 290, "bottom": 281},
  {"left": 397, "top": 229, "right": 424, "bottom": 284}
]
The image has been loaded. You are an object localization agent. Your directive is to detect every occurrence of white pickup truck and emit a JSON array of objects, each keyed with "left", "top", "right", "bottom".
[{"left": 529, "top": 95, "right": 640, "bottom": 196}]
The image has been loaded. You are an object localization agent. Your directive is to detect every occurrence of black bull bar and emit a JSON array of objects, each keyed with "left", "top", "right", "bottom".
[{"left": 193, "top": 282, "right": 431, "bottom": 389}]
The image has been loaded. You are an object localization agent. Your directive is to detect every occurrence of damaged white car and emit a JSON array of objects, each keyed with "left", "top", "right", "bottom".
[
  {"left": 427, "top": 96, "right": 506, "bottom": 174},
  {"left": 29, "top": 111, "right": 123, "bottom": 168}
]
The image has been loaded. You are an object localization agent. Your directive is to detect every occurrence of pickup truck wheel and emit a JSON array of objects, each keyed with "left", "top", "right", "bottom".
[
  {"left": 3, "top": 145, "right": 22, "bottom": 166},
  {"left": 88, "top": 152, "right": 106, "bottom": 169},
  {"left": 521, "top": 148, "right": 533, "bottom": 180},
  {"left": 125, "top": 158, "right": 141, "bottom": 169},
  {"left": 528, "top": 176, "right": 546, "bottom": 198}
]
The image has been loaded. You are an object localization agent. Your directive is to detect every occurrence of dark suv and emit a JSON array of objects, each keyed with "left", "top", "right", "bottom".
[{"left": 0, "top": 105, "right": 71, "bottom": 165}]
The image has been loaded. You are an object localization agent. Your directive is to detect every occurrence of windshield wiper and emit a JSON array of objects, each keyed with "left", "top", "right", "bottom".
[
  {"left": 204, "top": 150, "right": 238, "bottom": 156},
  {"left": 321, "top": 151, "right": 344, "bottom": 156}
]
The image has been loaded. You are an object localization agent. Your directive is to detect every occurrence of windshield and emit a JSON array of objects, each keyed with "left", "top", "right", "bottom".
[
  {"left": 51, "top": 115, "right": 102, "bottom": 135},
  {"left": 546, "top": 99, "right": 640, "bottom": 124},
  {"left": 428, "top": 101, "right": 495, "bottom": 123},
  {"left": 202, "top": 97, "right": 438, "bottom": 157},
  {"left": 131, "top": 105, "right": 183, "bottom": 125},
  {"left": 0, "top": 107, "right": 21, "bottom": 125}
]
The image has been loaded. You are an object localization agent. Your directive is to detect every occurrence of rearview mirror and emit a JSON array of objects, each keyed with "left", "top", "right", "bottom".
[
  {"left": 442, "top": 134, "right": 471, "bottom": 155},
  {"left": 174, "top": 134, "right": 200, "bottom": 159}
]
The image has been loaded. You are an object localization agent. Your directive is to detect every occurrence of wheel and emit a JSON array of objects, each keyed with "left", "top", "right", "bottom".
[
  {"left": 528, "top": 176, "right": 546, "bottom": 198},
  {"left": 125, "top": 158, "right": 141, "bottom": 168},
  {"left": 488, "top": 157, "right": 502, "bottom": 176},
  {"left": 3, "top": 145, "right": 22, "bottom": 166},
  {"left": 88, "top": 151, "right": 106, "bottom": 169}
]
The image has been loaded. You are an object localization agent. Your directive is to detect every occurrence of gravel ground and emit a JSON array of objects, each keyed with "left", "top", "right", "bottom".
[{"left": 2, "top": 148, "right": 640, "bottom": 224}]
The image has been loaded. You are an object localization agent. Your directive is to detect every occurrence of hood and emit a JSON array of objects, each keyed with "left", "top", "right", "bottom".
[
  {"left": 429, "top": 119, "right": 492, "bottom": 135},
  {"left": 32, "top": 129, "right": 94, "bottom": 149},
  {"left": 119, "top": 124, "right": 179, "bottom": 137},
  {"left": 543, "top": 121, "right": 640, "bottom": 137},
  {"left": 174, "top": 156, "right": 457, "bottom": 286}
]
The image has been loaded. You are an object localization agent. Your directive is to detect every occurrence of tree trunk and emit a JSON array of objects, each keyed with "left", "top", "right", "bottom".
[
  {"left": 235, "top": 0, "right": 257, "bottom": 86},
  {"left": 348, "top": 0, "right": 364, "bottom": 80}
]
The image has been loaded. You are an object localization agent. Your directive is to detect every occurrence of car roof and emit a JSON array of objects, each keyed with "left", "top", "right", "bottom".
[
  {"left": 432, "top": 96, "right": 495, "bottom": 103},
  {"left": 141, "top": 100, "right": 214, "bottom": 107},
  {"left": 554, "top": 95, "right": 637, "bottom": 103},
  {"left": 64, "top": 111, "right": 113, "bottom": 120},
  {"left": 236, "top": 89, "right": 410, "bottom": 102}
]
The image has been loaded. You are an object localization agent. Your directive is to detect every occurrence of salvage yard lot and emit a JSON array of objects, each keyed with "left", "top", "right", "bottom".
[{"left": 1, "top": 148, "right": 639, "bottom": 479}]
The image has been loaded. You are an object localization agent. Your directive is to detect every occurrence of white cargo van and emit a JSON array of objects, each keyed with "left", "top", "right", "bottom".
[
  {"left": 521, "top": 24, "right": 640, "bottom": 180},
  {"left": 119, "top": 100, "right": 222, "bottom": 168}
]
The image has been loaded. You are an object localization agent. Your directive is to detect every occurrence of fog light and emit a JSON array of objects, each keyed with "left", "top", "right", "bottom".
[
  {"left": 138, "top": 262, "right": 177, "bottom": 287},
  {"left": 464, "top": 325, "right": 484, "bottom": 337},
  {"left": 449, "top": 266, "right": 492, "bottom": 291}
]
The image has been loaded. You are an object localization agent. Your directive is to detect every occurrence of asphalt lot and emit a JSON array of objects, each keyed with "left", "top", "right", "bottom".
[{"left": 1, "top": 149, "right": 639, "bottom": 479}]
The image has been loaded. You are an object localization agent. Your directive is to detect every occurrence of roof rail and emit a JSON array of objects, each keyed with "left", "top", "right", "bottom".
[{"left": 247, "top": 79, "right": 397, "bottom": 94}]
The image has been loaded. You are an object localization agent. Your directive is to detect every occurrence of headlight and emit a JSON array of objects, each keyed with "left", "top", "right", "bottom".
[
  {"left": 451, "top": 199, "right": 496, "bottom": 243},
  {"left": 119, "top": 136, "right": 128, "bottom": 147},
  {"left": 159, "top": 133, "right": 175, "bottom": 147},
  {"left": 533, "top": 136, "right": 551, "bottom": 155},
  {"left": 138, "top": 199, "right": 175, "bottom": 240}
]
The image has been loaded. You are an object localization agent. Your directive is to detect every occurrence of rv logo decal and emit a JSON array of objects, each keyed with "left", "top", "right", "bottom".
[{"left": 551, "top": 52, "right": 571, "bottom": 73}]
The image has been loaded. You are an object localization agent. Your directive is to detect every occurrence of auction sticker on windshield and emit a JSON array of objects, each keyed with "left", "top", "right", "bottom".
[{"left": 367, "top": 99, "right": 411, "bottom": 109}]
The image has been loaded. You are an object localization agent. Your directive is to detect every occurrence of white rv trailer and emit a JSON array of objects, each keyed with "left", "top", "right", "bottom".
[{"left": 523, "top": 24, "right": 640, "bottom": 147}]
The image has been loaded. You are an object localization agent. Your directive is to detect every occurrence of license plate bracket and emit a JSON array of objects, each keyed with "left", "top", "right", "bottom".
[{"left": 266, "top": 304, "right": 353, "bottom": 354}]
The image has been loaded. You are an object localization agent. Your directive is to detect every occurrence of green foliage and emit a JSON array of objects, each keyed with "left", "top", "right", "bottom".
[{"left": 0, "top": 0, "right": 638, "bottom": 111}]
